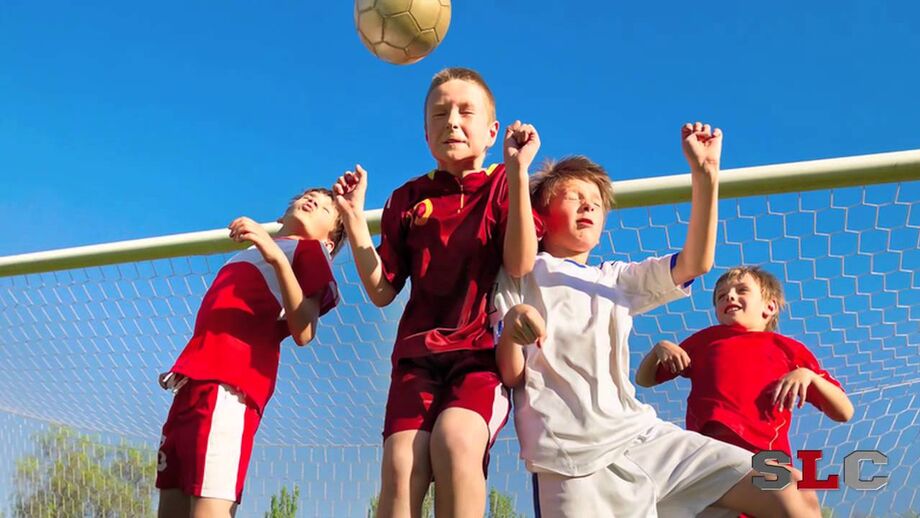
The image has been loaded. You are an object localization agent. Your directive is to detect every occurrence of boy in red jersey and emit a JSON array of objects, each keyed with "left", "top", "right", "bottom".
[
  {"left": 636, "top": 266, "right": 854, "bottom": 514},
  {"left": 155, "top": 188, "right": 345, "bottom": 518},
  {"left": 334, "top": 67, "right": 540, "bottom": 517}
]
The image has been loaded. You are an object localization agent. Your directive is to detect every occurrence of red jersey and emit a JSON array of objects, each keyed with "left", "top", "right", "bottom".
[
  {"left": 378, "top": 163, "right": 541, "bottom": 361},
  {"left": 656, "top": 324, "right": 843, "bottom": 456},
  {"left": 170, "top": 238, "right": 338, "bottom": 414}
]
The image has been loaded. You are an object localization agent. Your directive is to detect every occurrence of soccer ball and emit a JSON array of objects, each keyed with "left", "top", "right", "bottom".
[{"left": 354, "top": 0, "right": 451, "bottom": 65}]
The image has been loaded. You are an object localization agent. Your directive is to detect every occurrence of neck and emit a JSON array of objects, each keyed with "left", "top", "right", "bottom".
[
  {"left": 438, "top": 156, "right": 486, "bottom": 178},
  {"left": 542, "top": 240, "right": 591, "bottom": 264},
  {"left": 276, "top": 222, "right": 302, "bottom": 239}
]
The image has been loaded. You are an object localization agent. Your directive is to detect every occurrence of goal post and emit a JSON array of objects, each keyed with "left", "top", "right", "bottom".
[{"left": 2, "top": 149, "right": 918, "bottom": 278}]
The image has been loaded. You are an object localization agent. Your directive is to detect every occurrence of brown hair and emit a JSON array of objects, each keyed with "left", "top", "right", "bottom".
[
  {"left": 713, "top": 266, "right": 786, "bottom": 331},
  {"left": 290, "top": 188, "right": 347, "bottom": 256},
  {"left": 424, "top": 67, "right": 497, "bottom": 123},
  {"left": 530, "top": 156, "right": 616, "bottom": 214}
]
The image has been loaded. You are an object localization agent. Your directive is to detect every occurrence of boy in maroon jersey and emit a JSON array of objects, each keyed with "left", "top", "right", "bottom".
[
  {"left": 155, "top": 188, "right": 345, "bottom": 518},
  {"left": 334, "top": 67, "right": 540, "bottom": 517},
  {"left": 636, "top": 266, "right": 853, "bottom": 511}
]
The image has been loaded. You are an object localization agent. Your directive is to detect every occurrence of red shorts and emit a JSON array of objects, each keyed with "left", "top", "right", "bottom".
[
  {"left": 155, "top": 380, "right": 261, "bottom": 503},
  {"left": 383, "top": 349, "right": 510, "bottom": 467}
]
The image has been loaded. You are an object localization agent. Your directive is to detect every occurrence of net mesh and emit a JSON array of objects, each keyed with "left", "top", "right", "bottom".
[{"left": 1, "top": 181, "right": 917, "bottom": 517}]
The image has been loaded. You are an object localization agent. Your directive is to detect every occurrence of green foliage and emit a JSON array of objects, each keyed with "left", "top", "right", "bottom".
[
  {"left": 366, "top": 485, "right": 523, "bottom": 518},
  {"left": 13, "top": 425, "right": 156, "bottom": 518},
  {"left": 265, "top": 485, "right": 300, "bottom": 518},
  {"left": 367, "top": 484, "right": 434, "bottom": 518},
  {"left": 488, "top": 488, "right": 524, "bottom": 518}
]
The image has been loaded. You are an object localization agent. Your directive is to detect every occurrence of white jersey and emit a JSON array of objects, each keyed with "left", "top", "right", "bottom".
[{"left": 492, "top": 252, "right": 691, "bottom": 477}]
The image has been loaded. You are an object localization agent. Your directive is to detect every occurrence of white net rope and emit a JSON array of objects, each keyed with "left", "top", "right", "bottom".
[{"left": 1, "top": 181, "right": 917, "bottom": 517}]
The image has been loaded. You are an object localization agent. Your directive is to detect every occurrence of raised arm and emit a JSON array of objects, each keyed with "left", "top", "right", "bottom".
[
  {"left": 496, "top": 304, "right": 545, "bottom": 388},
  {"left": 228, "top": 217, "right": 321, "bottom": 345},
  {"left": 502, "top": 121, "right": 540, "bottom": 278},
  {"left": 672, "top": 122, "right": 721, "bottom": 286},
  {"left": 334, "top": 165, "right": 397, "bottom": 307},
  {"left": 635, "top": 340, "right": 690, "bottom": 387}
]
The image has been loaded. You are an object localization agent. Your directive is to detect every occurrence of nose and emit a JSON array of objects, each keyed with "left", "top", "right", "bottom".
[{"left": 447, "top": 107, "right": 461, "bottom": 129}]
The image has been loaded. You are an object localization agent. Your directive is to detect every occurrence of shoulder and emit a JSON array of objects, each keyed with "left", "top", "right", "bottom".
[{"left": 385, "top": 171, "right": 440, "bottom": 207}]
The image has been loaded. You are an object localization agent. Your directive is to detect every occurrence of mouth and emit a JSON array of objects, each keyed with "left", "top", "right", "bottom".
[
  {"left": 576, "top": 218, "right": 593, "bottom": 228},
  {"left": 724, "top": 304, "right": 742, "bottom": 315},
  {"left": 443, "top": 137, "right": 466, "bottom": 145}
]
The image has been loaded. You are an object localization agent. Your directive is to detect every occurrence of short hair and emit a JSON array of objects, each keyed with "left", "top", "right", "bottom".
[
  {"left": 530, "top": 156, "right": 616, "bottom": 214},
  {"left": 712, "top": 266, "right": 786, "bottom": 331},
  {"left": 424, "top": 67, "right": 497, "bottom": 123},
  {"left": 290, "top": 188, "right": 347, "bottom": 256}
]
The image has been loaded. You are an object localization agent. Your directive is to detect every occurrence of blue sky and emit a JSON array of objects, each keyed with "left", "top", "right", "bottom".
[
  {"left": 2, "top": 1, "right": 919, "bottom": 256},
  {"left": 2, "top": 1, "right": 919, "bottom": 516}
]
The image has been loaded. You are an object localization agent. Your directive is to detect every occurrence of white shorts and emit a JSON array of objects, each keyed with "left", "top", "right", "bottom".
[{"left": 533, "top": 422, "right": 751, "bottom": 518}]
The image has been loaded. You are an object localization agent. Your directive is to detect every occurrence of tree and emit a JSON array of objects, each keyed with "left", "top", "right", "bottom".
[
  {"left": 13, "top": 425, "right": 155, "bottom": 518},
  {"left": 265, "top": 485, "right": 300, "bottom": 518},
  {"left": 488, "top": 488, "right": 524, "bottom": 518},
  {"left": 367, "top": 484, "right": 434, "bottom": 518},
  {"left": 367, "top": 485, "right": 524, "bottom": 518}
]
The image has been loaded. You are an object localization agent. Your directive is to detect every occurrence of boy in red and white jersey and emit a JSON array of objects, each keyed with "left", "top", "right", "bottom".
[{"left": 155, "top": 188, "right": 345, "bottom": 518}]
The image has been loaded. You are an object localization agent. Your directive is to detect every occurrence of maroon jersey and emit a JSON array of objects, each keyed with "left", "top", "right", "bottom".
[
  {"left": 378, "top": 163, "right": 541, "bottom": 361},
  {"left": 656, "top": 324, "right": 844, "bottom": 456},
  {"left": 170, "top": 238, "right": 338, "bottom": 414}
]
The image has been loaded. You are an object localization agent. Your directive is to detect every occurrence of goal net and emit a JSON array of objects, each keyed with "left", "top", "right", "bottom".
[{"left": 1, "top": 151, "right": 917, "bottom": 517}]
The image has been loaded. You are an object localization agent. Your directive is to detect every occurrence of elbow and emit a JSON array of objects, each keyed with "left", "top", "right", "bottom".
[
  {"left": 505, "top": 259, "right": 535, "bottom": 280},
  {"left": 293, "top": 334, "right": 313, "bottom": 347},
  {"left": 635, "top": 373, "right": 655, "bottom": 388},
  {"left": 500, "top": 370, "right": 524, "bottom": 389},
  {"left": 835, "top": 403, "right": 855, "bottom": 423},
  {"left": 370, "top": 292, "right": 394, "bottom": 308}
]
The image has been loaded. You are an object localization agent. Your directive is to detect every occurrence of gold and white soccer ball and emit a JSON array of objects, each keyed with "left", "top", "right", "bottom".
[{"left": 354, "top": 0, "right": 451, "bottom": 65}]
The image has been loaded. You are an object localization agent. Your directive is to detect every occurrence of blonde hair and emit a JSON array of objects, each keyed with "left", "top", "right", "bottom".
[
  {"left": 424, "top": 67, "right": 497, "bottom": 123},
  {"left": 530, "top": 155, "right": 616, "bottom": 214},
  {"left": 713, "top": 266, "right": 786, "bottom": 331}
]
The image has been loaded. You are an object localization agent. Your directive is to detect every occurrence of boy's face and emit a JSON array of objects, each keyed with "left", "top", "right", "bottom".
[
  {"left": 714, "top": 273, "right": 777, "bottom": 331},
  {"left": 541, "top": 178, "right": 605, "bottom": 255},
  {"left": 281, "top": 191, "right": 339, "bottom": 252},
  {"left": 425, "top": 79, "right": 499, "bottom": 172}
]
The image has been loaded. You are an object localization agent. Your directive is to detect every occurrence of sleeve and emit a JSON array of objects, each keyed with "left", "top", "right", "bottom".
[
  {"left": 489, "top": 267, "right": 525, "bottom": 344},
  {"left": 375, "top": 187, "right": 411, "bottom": 293},
  {"left": 492, "top": 165, "right": 545, "bottom": 248},
  {"left": 600, "top": 254, "right": 692, "bottom": 316},
  {"left": 292, "top": 240, "right": 340, "bottom": 316},
  {"left": 653, "top": 329, "right": 700, "bottom": 383},
  {"left": 780, "top": 336, "right": 845, "bottom": 410}
]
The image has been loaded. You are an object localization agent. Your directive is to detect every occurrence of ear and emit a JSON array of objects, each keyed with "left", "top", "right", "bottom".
[
  {"left": 763, "top": 299, "right": 779, "bottom": 320},
  {"left": 488, "top": 120, "right": 500, "bottom": 145},
  {"left": 323, "top": 239, "right": 335, "bottom": 254}
]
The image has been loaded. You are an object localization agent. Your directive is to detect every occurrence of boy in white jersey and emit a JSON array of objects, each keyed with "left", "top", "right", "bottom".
[{"left": 492, "top": 123, "right": 821, "bottom": 517}]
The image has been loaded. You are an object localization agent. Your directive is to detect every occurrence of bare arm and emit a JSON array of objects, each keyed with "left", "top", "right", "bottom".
[
  {"left": 502, "top": 121, "right": 540, "bottom": 278},
  {"left": 334, "top": 165, "right": 397, "bottom": 307},
  {"left": 672, "top": 122, "right": 721, "bottom": 286},
  {"left": 228, "top": 218, "right": 321, "bottom": 346},
  {"left": 635, "top": 340, "right": 689, "bottom": 387},
  {"left": 635, "top": 349, "right": 661, "bottom": 388},
  {"left": 496, "top": 304, "right": 545, "bottom": 388},
  {"left": 774, "top": 368, "right": 855, "bottom": 422}
]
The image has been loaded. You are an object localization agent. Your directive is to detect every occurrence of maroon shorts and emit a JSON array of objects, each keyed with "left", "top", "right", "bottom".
[
  {"left": 383, "top": 350, "right": 510, "bottom": 466},
  {"left": 155, "top": 380, "right": 261, "bottom": 503}
]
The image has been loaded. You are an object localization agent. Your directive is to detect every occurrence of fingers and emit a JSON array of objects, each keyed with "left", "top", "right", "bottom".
[
  {"left": 798, "top": 383, "right": 807, "bottom": 409},
  {"left": 505, "top": 120, "right": 539, "bottom": 147},
  {"left": 682, "top": 121, "right": 721, "bottom": 140}
]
